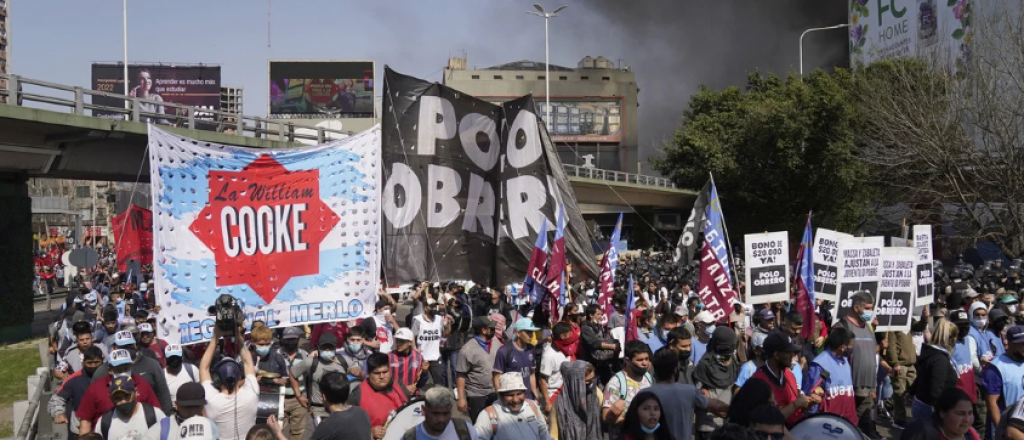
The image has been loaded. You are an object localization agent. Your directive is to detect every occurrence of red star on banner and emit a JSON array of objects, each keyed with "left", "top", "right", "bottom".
[{"left": 189, "top": 154, "right": 339, "bottom": 303}]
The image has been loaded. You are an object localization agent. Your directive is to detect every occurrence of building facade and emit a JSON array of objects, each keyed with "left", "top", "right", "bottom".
[
  {"left": 443, "top": 56, "right": 639, "bottom": 173},
  {"left": 1, "top": 0, "right": 9, "bottom": 104},
  {"left": 220, "top": 86, "right": 243, "bottom": 114}
]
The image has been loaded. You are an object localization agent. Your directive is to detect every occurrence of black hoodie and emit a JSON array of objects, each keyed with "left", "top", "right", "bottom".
[{"left": 909, "top": 343, "right": 957, "bottom": 406}]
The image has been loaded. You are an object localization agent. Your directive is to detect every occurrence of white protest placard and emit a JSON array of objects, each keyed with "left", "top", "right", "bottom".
[
  {"left": 876, "top": 247, "right": 917, "bottom": 333},
  {"left": 744, "top": 231, "right": 790, "bottom": 305},
  {"left": 913, "top": 225, "right": 935, "bottom": 306},
  {"left": 834, "top": 236, "right": 885, "bottom": 324},
  {"left": 812, "top": 228, "right": 852, "bottom": 303},
  {"left": 890, "top": 237, "right": 912, "bottom": 247}
]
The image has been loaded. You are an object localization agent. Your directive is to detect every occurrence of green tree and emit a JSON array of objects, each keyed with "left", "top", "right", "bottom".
[{"left": 652, "top": 70, "right": 874, "bottom": 240}]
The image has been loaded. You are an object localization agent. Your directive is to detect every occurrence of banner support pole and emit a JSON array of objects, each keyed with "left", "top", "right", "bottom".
[{"left": 709, "top": 172, "right": 741, "bottom": 294}]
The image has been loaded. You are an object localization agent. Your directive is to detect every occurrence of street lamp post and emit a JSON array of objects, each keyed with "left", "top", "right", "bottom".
[
  {"left": 123, "top": 0, "right": 129, "bottom": 112},
  {"left": 527, "top": 4, "right": 567, "bottom": 132},
  {"left": 799, "top": 23, "right": 851, "bottom": 75}
]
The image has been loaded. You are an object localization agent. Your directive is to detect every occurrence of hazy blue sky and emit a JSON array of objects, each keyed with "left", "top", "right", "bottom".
[{"left": 10, "top": 0, "right": 846, "bottom": 171}]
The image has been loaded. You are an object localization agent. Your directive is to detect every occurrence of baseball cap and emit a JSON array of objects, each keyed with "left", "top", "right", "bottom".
[
  {"left": 513, "top": 318, "right": 540, "bottom": 332},
  {"left": 694, "top": 311, "right": 715, "bottom": 324},
  {"left": 113, "top": 331, "right": 136, "bottom": 346},
  {"left": 473, "top": 316, "right": 496, "bottom": 330},
  {"left": 73, "top": 296, "right": 84, "bottom": 304},
  {"left": 757, "top": 308, "right": 776, "bottom": 321},
  {"left": 394, "top": 328, "right": 414, "bottom": 340},
  {"left": 109, "top": 376, "right": 136, "bottom": 396},
  {"left": 139, "top": 282, "right": 148, "bottom": 292},
  {"left": 990, "top": 308, "right": 1009, "bottom": 323},
  {"left": 751, "top": 332, "right": 769, "bottom": 349},
  {"left": 175, "top": 382, "right": 207, "bottom": 407},
  {"left": 425, "top": 298, "right": 437, "bottom": 306},
  {"left": 762, "top": 332, "right": 801, "bottom": 356},
  {"left": 282, "top": 327, "right": 304, "bottom": 340},
  {"left": 672, "top": 305, "right": 688, "bottom": 317},
  {"left": 496, "top": 372, "right": 527, "bottom": 393},
  {"left": 1007, "top": 325, "right": 1024, "bottom": 344},
  {"left": 165, "top": 344, "right": 183, "bottom": 358},
  {"left": 109, "top": 349, "right": 133, "bottom": 366},
  {"left": 318, "top": 333, "right": 338, "bottom": 348},
  {"left": 85, "top": 292, "right": 98, "bottom": 303},
  {"left": 177, "top": 416, "right": 219, "bottom": 440},
  {"left": 1001, "top": 294, "right": 1020, "bottom": 305},
  {"left": 964, "top": 288, "right": 980, "bottom": 299},
  {"left": 122, "top": 324, "right": 139, "bottom": 335},
  {"left": 948, "top": 309, "right": 970, "bottom": 324},
  {"left": 138, "top": 323, "right": 154, "bottom": 334}
]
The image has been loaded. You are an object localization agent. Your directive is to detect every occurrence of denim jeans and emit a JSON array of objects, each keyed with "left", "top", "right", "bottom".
[{"left": 442, "top": 350, "right": 459, "bottom": 388}]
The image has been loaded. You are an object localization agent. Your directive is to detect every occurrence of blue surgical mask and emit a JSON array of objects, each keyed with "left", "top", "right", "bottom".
[
  {"left": 705, "top": 324, "right": 716, "bottom": 336},
  {"left": 320, "top": 350, "right": 336, "bottom": 361},
  {"left": 697, "top": 303, "right": 705, "bottom": 310},
  {"left": 641, "top": 423, "right": 661, "bottom": 434},
  {"left": 860, "top": 311, "right": 874, "bottom": 323},
  {"left": 347, "top": 342, "right": 363, "bottom": 353},
  {"left": 255, "top": 345, "right": 271, "bottom": 356}
]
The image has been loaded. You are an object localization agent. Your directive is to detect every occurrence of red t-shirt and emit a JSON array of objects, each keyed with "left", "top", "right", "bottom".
[
  {"left": 310, "top": 322, "right": 349, "bottom": 348},
  {"left": 75, "top": 374, "right": 162, "bottom": 424},
  {"left": 144, "top": 339, "right": 169, "bottom": 367},
  {"left": 751, "top": 365, "right": 805, "bottom": 427}
]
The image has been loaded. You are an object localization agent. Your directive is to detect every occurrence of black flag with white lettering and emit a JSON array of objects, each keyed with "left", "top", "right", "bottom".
[{"left": 674, "top": 181, "right": 710, "bottom": 266}]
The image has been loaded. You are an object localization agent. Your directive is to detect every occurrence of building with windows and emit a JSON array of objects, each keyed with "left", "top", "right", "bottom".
[
  {"left": 0, "top": 0, "right": 9, "bottom": 104},
  {"left": 443, "top": 56, "right": 639, "bottom": 173},
  {"left": 220, "top": 86, "right": 243, "bottom": 114}
]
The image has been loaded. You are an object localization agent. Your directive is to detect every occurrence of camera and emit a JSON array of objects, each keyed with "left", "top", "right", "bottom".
[{"left": 207, "top": 294, "right": 245, "bottom": 334}]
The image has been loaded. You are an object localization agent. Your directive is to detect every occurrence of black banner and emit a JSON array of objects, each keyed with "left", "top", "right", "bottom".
[
  {"left": 674, "top": 181, "right": 710, "bottom": 266},
  {"left": 381, "top": 67, "right": 599, "bottom": 286}
]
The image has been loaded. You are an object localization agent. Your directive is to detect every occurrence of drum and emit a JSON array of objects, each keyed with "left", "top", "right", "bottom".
[
  {"left": 256, "top": 391, "right": 285, "bottom": 425},
  {"left": 382, "top": 398, "right": 425, "bottom": 440},
  {"left": 788, "top": 413, "right": 868, "bottom": 440}
]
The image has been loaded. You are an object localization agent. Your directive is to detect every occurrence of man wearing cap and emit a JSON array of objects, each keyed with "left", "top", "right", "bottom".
[
  {"left": 983, "top": 325, "right": 1024, "bottom": 438},
  {"left": 413, "top": 297, "right": 450, "bottom": 387},
  {"left": 138, "top": 322, "right": 169, "bottom": 367},
  {"left": 690, "top": 311, "right": 716, "bottom": 364},
  {"left": 458, "top": 316, "right": 502, "bottom": 421},
  {"left": 76, "top": 349, "right": 163, "bottom": 435},
  {"left": 290, "top": 332, "right": 349, "bottom": 421},
  {"left": 143, "top": 382, "right": 218, "bottom": 440},
  {"left": 278, "top": 326, "right": 310, "bottom": 440},
  {"left": 94, "top": 375, "right": 167, "bottom": 440},
  {"left": 50, "top": 346, "right": 105, "bottom": 440},
  {"left": 162, "top": 344, "right": 199, "bottom": 404},
  {"left": 949, "top": 309, "right": 980, "bottom": 414},
  {"left": 493, "top": 318, "right": 540, "bottom": 401},
  {"left": 348, "top": 352, "right": 411, "bottom": 439},
  {"left": 750, "top": 332, "right": 820, "bottom": 428},
  {"left": 389, "top": 327, "right": 428, "bottom": 395},
  {"left": 90, "top": 330, "right": 174, "bottom": 414},
  {"left": 474, "top": 372, "right": 550, "bottom": 440},
  {"left": 199, "top": 325, "right": 258, "bottom": 440},
  {"left": 56, "top": 320, "right": 108, "bottom": 380},
  {"left": 985, "top": 309, "right": 1009, "bottom": 357}
]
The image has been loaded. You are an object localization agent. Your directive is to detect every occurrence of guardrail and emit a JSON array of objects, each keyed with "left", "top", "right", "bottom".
[
  {"left": 0, "top": 73, "right": 354, "bottom": 144},
  {"left": 562, "top": 163, "right": 677, "bottom": 189},
  {"left": 12, "top": 342, "right": 52, "bottom": 440}
]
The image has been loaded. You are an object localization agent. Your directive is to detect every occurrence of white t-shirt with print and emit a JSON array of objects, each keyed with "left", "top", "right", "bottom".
[
  {"left": 164, "top": 363, "right": 199, "bottom": 403},
  {"left": 539, "top": 344, "right": 569, "bottom": 400},
  {"left": 94, "top": 403, "right": 167, "bottom": 440},
  {"left": 202, "top": 375, "right": 260, "bottom": 440},
  {"left": 374, "top": 313, "right": 395, "bottom": 354},
  {"left": 412, "top": 315, "right": 445, "bottom": 361}
]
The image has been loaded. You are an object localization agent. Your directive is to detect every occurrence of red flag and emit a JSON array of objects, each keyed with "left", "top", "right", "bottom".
[
  {"left": 696, "top": 241, "right": 739, "bottom": 323},
  {"left": 625, "top": 275, "right": 638, "bottom": 342},
  {"left": 111, "top": 205, "right": 154, "bottom": 272},
  {"left": 794, "top": 213, "right": 816, "bottom": 340}
]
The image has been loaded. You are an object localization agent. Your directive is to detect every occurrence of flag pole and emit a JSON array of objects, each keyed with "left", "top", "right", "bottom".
[{"left": 709, "top": 172, "right": 741, "bottom": 289}]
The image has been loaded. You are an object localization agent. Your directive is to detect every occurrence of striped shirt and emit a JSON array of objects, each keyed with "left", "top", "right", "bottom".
[{"left": 388, "top": 349, "right": 425, "bottom": 389}]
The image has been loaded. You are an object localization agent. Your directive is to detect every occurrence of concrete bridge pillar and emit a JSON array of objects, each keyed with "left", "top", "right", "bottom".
[{"left": 0, "top": 172, "right": 34, "bottom": 343}]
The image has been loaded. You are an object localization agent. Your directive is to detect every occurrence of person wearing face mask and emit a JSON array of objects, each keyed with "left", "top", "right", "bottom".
[
  {"left": 277, "top": 326, "right": 309, "bottom": 440},
  {"left": 458, "top": 317, "right": 502, "bottom": 421},
  {"left": 94, "top": 375, "right": 166, "bottom": 440},
  {"left": 50, "top": 346, "right": 106, "bottom": 440},
  {"left": 162, "top": 345, "right": 199, "bottom": 404},
  {"left": 413, "top": 298, "right": 451, "bottom": 388},
  {"left": 142, "top": 382, "right": 219, "bottom": 440},
  {"left": 138, "top": 323, "right": 169, "bottom": 368},
  {"left": 373, "top": 299, "right": 400, "bottom": 354},
  {"left": 693, "top": 327, "right": 740, "bottom": 437},
  {"left": 347, "top": 353, "right": 411, "bottom": 439},
  {"left": 290, "top": 332, "right": 349, "bottom": 422},
  {"left": 550, "top": 361, "right": 600, "bottom": 440},
  {"left": 666, "top": 327, "right": 695, "bottom": 385},
  {"left": 804, "top": 327, "right": 857, "bottom": 425},
  {"left": 691, "top": 311, "right": 716, "bottom": 365},
  {"left": 618, "top": 391, "right": 670, "bottom": 440},
  {"left": 749, "top": 332, "right": 820, "bottom": 429},
  {"left": 948, "top": 309, "right": 981, "bottom": 425},
  {"left": 638, "top": 309, "right": 681, "bottom": 354},
  {"left": 984, "top": 309, "right": 1009, "bottom": 357},
  {"left": 733, "top": 333, "right": 767, "bottom": 392},
  {"left": 649, "top": 348, "right": 728, "bottom": 440},
  {"left": 835, "top": 290, "right": 882, "bottom": 439},
  {"left": 602, "top": 341, "right": 653, "bottom": 440},
  {"left": 56, "top": 321, "right": 108, "bottom": 381},
  {"left": 248, "top": 324, "right": 289, "bottom": 390},
  {"left": 982, "top": 325, "right": 1024, "bottom": 439},
  {"left": 340, "top": 326, "right": 375, "bottom": 382},
  {"left": 473, "top": 372, "right": 550, "bottom": 440},
  {"left": 76, "top": 349, "right": 164, "bottom": 435},
  {"left": 90, "top": 330, "right": 174, "bottom": 414},
  {"left": 539, "top": 322, "right": 576, "bottom": 411}
]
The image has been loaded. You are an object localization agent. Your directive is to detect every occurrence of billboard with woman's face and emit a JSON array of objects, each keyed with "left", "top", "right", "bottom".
[
  {"left": 269, "top": 60, "right": 374, "bottom": 118},
  {"left": 91, "top": 64, "right": 222, "bottom": 124}
]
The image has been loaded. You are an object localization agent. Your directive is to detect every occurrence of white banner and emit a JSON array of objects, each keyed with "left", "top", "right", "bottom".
[
  {"left": 876, "top": 247, "right": 917, "bottom": 333},
  {"left": 834, "top": 236, "right": 885, "bottom": 324},
  {"left": 744, "top": 231, "right": 790, "bottom": 305},
  {"left": 148, "top": 126, "right": 381, "bottom": 345},
  {"left": 913, "top": 225, "right": 935, "bottom": 306},
  {"left": 812, "top": 228, "right": 852, "bottom": 303}
]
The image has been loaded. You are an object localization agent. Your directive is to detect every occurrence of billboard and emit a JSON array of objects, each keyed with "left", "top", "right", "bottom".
[
  {"left": 269, "top": 60, "right": 374, "bottom": 118},
  {"left": 849, "top": 0, "right": 973, "bottom": 72},
  {"left": 91, "top": 64, "right": 221, "bottom": 123},
  {"left": 538, "top": 100, "right": 623, "bottom": 143}
]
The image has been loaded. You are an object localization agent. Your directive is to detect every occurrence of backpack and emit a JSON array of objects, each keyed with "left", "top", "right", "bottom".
[
  {"left": 483, "top": 401, "right": 542, "bottom": 437},
  {"left": 101, "top": 403, "right": 157, "bottom": 439},
  {"left": 182, "top": 363, "right": 197, "bottom": 382},
  {"left": 403, "top": 417, "right": 473, "bottom": 440},
  {"left": 613, "top": 371, "right": 653, "bottom": 400},
  {"left": 305, "top": 356, "right": 321, "bottom": 402},
  {"left": 158, "top": 417, "right": 173, "bottom": 440}
]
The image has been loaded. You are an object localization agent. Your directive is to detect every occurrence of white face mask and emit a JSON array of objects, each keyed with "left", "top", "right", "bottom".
[{"left": 1010, "top": 305, "right": 1019, "bottom": 314}]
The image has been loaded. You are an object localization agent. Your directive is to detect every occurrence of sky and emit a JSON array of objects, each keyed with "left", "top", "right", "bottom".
[{"left": 11, "top": 0, "right": 847, "bottom": 174}]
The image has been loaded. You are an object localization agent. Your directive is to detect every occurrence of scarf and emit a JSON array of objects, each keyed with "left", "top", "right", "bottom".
[
  {"left": 692, "top": 327, "right": 739, "bottom": 390},
  {"left": 553, "top": 330, "right": 580, "bottom": 359},
  {"left": 555, "top": 360, "right": 601, "bottom": 440}
]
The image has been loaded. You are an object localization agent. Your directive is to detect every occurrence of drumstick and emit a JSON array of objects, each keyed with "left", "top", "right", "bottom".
[{"left": 810, "top": 370, "right": 831, "bottom": 395}]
